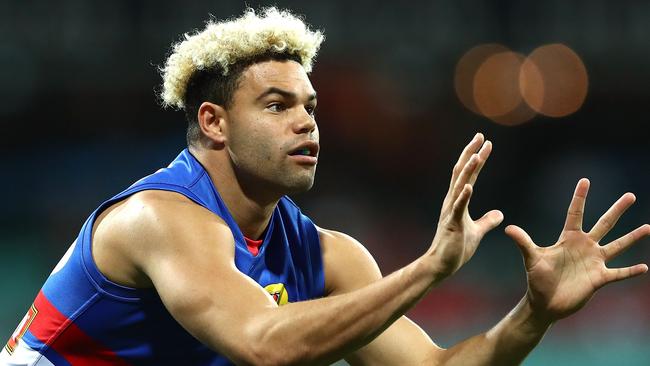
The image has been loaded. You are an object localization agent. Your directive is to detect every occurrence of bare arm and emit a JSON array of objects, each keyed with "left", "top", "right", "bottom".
[
  {"left": 328, "top": 180, "right": 649, "bottom": 366},
  {"left": 104, "top": 191, "right": 440, "bottom": 366},
  {"left": 95, "top": 134, "right": 501, "bottom": 366},
  {"left": 323, "top": 229, "right": 548, "bottom": 366}
]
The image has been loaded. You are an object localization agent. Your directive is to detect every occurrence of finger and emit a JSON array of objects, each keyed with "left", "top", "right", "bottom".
[
  {"left": 448, "top": 133, "right": 484, "bottom": 193},
  {"left": 602, "top": 263, "right": 648, "bottom": 286},
  {"left": 563, "top": 178, "right": 590, "bottom": 232},
  {"left": 589, "top": 193, "right": 636, "bottom": 242},
  {"left": 451, "top": 154, "right": 479, "bottom": 202},
  {"left": 467, "top": 140, "right": 492, "bottom": 186},
  {"left": 475, "top": 209, "right": 504, "bottom": 236},
  {"left": 505, "top": 225, "right": 537, "bottom": 262},
  {"left": 451, "top": 184, "right": 473, "bottom": 222},
  {"left": 600, "top": 224, "right": 650, "bottom": 262}
]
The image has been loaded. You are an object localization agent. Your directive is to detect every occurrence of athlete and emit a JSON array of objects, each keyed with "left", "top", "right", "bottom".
[{"left": 2, "top": 7, "right": 649, "bottom": 366}]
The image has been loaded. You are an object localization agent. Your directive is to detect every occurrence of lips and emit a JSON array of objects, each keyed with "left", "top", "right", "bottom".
[
  {"left": 288, "top": 141, "right": 319, "bottom": 157},
  {"left": 288, "top": 141, "right": 319, "bottom": 166}
]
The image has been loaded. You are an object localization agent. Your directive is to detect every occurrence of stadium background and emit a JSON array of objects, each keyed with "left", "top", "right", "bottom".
[{"left": 1, "top": 1, "right": 648, "bottom": 364}]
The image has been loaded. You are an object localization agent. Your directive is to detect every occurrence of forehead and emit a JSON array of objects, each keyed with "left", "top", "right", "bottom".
[{"left": 238, "top": 59, "right": 316, "bottom": 97}]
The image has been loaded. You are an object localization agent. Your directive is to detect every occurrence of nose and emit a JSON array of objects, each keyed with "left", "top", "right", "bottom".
[{"left": 293, "top": 108, "right": 317, "bottom": 135}]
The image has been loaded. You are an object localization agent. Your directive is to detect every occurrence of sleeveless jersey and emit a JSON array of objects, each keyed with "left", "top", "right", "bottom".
[{"left": 1, "top": 149, "right": 325, "bottom": 366}]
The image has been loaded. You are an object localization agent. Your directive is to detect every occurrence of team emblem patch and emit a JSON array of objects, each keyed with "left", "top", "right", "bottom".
[
  {"left": 264, "top": 283, "right": 289, "bottom": 305},
  {"left": 5, "top": 303, "right": 38, "bottom": 355}
]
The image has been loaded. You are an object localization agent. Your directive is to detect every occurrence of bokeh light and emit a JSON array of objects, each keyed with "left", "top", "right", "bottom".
[
  {"left": 454, "top": 44, "right": 509, "bottom": 115},
  {"left": 520, "top": 44, "right": 589, "bottom": 117},
  {"left": 456, "top": 43, "right": 589, "bottom": 124},
  {"left": 473, "top": 51, "right": 537, "bottom": 125}
]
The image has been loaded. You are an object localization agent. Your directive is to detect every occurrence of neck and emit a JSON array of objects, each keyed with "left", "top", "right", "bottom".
[{"left": 189, "top": 146, "right": 279, "bottom": 240}]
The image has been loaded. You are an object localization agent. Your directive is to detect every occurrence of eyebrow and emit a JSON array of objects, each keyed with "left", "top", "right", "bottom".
[{"left": 255, "top": 87, "right": 317, "bottom": 102}]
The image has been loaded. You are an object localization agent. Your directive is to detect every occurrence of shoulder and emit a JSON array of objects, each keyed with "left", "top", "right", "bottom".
[
  {"left": 318, "top": 228, "right": 371, "bottom": 258},
  {"left": 317, "top": 227, "right": 383, "bottom": 295},
  {"left": 92, "top": 189, "right": 234, "bottom": 287},
  {"left": 98, "top": 190, "right": 231, "bottom": 245},
  {"left": 109, "top": 190, "right": 228, "bottom": 234}
]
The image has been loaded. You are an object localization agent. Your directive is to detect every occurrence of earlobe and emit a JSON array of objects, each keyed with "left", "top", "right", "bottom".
[{"left": 197, "top": 102, "right": 228, "bottom": 145}]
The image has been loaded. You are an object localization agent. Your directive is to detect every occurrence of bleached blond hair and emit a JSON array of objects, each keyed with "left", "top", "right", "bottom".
[{"left": 160, "top": 7, "right": 324, "bottom": 110}]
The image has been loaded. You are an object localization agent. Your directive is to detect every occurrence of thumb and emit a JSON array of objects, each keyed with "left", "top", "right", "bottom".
[
  {"left": 476, "top": 209, "right": 504, "bottom": 236},
  {"left": 505, "top": 225, "right": 536, "bottom": 262}
]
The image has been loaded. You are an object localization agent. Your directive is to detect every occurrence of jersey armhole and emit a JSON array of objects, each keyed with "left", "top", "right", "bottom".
[{"left": 79, "top": 185, "right": 208, "bottom": 301}]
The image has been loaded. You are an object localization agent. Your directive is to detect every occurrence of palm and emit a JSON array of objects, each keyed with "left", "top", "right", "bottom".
[
  {"left": 433, "top": 215, "right": 483, "bottom": 273},
  {"left": 526, "top": 232, "right": 604, "bottom": 318},
  {"left": 507, "top": 179, "right": 650, "bottom": 321}
]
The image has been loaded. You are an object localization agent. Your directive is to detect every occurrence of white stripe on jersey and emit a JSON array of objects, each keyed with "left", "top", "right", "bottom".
[
  {"left": 50, "top": 239, "right": 77, "bottom": 276},
  {"left": 0, "top": 342, "right": 54, "bottom": 366}
]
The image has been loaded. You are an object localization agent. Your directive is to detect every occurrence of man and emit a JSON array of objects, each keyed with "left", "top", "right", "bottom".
[{"left": 2, "top": 7, "right": 648, "bottom": 366}]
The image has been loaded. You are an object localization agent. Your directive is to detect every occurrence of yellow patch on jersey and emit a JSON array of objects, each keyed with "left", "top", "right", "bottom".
[{"left": 264, "top": 283, "right": 289, "bottom": 306}]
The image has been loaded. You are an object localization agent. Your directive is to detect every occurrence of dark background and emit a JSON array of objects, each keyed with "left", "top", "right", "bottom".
[{"left": 1, "top": 1, "right": 649, "bottom": 364}]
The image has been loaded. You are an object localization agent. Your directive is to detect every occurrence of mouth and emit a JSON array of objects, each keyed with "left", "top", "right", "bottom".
[
  {"left": 288, "top": 141, "right": 319, "bottom": 158},
  {"left": 288, "top": 141, "right": 319, "bottom": 165}
]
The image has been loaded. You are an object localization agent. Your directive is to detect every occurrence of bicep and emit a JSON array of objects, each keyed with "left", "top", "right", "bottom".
[
  {"left": 147, "top": 226, "right": 274, "bottom": 344},
  {"left": 130, "top": 197, "right": 277, "bottom": 363},
  {"left": 319, "top": 228, "right": 443, "bottom": 365}
]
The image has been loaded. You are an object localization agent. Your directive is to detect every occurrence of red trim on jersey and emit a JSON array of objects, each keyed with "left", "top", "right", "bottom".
[
  {"left": 244, "top": 237, "right": 263, "bottom": 256},
  {"left": 29, "top": 291, "right": 132, "bottom": 366}
]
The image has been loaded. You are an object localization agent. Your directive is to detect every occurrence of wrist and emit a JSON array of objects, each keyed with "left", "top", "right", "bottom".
[
  {"left": 519, "top": 295, "right": 554, "bottom": 334},
  {"left": 418, "top": 250, "right": 452, "bottom": 286}
]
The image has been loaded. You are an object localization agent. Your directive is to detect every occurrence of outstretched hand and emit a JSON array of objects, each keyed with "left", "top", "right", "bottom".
[
  {"left": 507, "top": 178, "right": 650, "bottom": 322},
  {"left": 428, "top": 133, "right": 504, "bottom": 279}
]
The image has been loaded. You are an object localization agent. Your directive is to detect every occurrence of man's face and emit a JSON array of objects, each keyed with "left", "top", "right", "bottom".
[{"left": 224, "top": 59, "right": 319, "bottom": 197}]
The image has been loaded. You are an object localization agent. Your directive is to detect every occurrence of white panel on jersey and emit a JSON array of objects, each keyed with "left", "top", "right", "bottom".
[
  {"left": 50, "top": 239, "right": 77, "bottom": 276},
  {"left": 0, "top": 341, "right": 54, "bottom": 366}
]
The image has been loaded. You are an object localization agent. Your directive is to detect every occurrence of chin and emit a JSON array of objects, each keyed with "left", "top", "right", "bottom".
[{"left": 282, "top": 175, "right": 315, "bottom": 195}]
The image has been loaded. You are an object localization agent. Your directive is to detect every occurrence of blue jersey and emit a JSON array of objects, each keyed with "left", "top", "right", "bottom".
[{"left": 1, "top": 149, "right": 325, "bottom": 366}]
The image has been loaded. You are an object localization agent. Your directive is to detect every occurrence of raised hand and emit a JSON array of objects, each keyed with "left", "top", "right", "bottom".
[
  {"left": 506, "top": 178, "right": 650, "bottom": 322},
  {"left": 427, "top": 133, "right": 504, "bottom": 279}
]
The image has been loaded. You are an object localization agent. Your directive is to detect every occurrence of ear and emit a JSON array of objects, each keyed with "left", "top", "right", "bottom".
[{"left": 197, "top": 102, "right": 228, "bottom": 146}]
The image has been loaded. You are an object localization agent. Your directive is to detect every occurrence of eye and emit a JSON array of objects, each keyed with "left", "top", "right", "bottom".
[
  {"left": 267, "top": 102, "right": 286, "bottom": 113},
  {"left": 305, "top": 104, "right": 316, "bottom": 117}
]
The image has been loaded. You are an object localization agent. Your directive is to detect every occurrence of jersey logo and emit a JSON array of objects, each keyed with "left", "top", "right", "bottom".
[
  {"left": 5, "top": 303, "right": 38, "bottom": 355},
  {"left": 264, "top": 283, "right": 289, "bottom": 306}
]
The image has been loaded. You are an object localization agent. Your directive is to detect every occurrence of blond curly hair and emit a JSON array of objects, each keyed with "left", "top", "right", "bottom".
[{"left": 160, "top": 7, "right": 324, "bottom": 110}]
